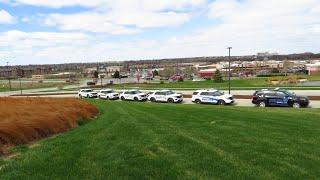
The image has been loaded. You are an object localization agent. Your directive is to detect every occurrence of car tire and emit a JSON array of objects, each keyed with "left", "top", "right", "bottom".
[
  {"left": 168, "top": 98, "right": 174, "bottom": 103},
  {"left": 292, "top": 102, "right": 301, "bottom": 108},
  {"left": 87, "top": 94, "right": 89, "bottom": 98},
  {"left": 106, "top": 96, "right": 109, "bottom": 100},
  {"left": 195, "top": 99, "right": 201, "bottom": 104},
  {"left": 150, "top": 97, "right": 156, "bottom": 102},
  {"left": 218, "top": 100, "right": 225, "bottom": 105},
  {"left": 134, "top": 97, "right": 139, "bottom": 101},
  {"left": 121, "top": 96, "right": 125, "bottom": 101},
  {"left": 259, "top": 101, "right": 266, "bottom": 107}
]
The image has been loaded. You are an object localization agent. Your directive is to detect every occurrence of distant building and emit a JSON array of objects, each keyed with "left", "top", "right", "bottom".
[
  {"left": 106, "top": 66, "right": 122, "bottom": 77},
  {"left": 305, "top": 61, "right": 320, "bottom": 75}
]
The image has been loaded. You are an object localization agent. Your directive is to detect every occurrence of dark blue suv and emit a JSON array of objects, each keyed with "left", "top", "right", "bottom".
[{"left": 252, "top": 89, "right": 309, "bottom": 108}]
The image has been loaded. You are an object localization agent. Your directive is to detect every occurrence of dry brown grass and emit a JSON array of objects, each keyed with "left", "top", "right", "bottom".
[{"left": 0, "top": 97, "right": 99, "bottom": 155}]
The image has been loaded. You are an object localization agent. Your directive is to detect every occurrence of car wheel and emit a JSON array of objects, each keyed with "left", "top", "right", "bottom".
[
  {"left": 134, "top": 97, "right": 139, "bottom": 101},
  {"left": 168, "top": 98, "right": 174, "bottom": 103},
  {"left": 292, "top": 102, "right": 301, "bottom": 108},
  {"left": 195, "top": 99, "right": 201, "bottom": 104},
  {"left": 259, "top": 101, "right": 266, "bottom": 107},
  {"left": 150, "top": 97, "right": 156, "bottom": 102},
  {"left": 218, "top": 100, "right": 225, "bottom": 105},
  {"left": 121, "top": 96, "right": 125, "bottom": 101},
  {"left": 87, "top": 94, "right": 89, "bottom": 98},
  {"left": 106, "top": 96, "right": 109, "bottom": 100}
]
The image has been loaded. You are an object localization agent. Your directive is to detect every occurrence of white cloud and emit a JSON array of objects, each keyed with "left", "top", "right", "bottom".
[
  {"left": 0, "top": 9, "right": 15, "bottom": 24},
  {"left": 1, "top": 0, "right": 320, "bottom": 65},
  {"left": 17, "top": 0, "right": 205, "bottom": 34},
  {"left": 43, "top": 13, "right": 141, "bottom": 34},
  {"left": 168, "top": 0, "right": 320, "bottom": 55},
  {"left": 4, "top": 0, "right": 205, "bottom": 9},
  {"left": 207, "top": 0, "right": 239, "bottom": 19},
  {"left": 2, "top": 0, "right": 105, "bottom": 8}
]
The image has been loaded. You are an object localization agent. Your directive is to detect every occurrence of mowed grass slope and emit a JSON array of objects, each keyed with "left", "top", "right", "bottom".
[{"left": 1, "top": 101, "right": 320, "bottom": 179}]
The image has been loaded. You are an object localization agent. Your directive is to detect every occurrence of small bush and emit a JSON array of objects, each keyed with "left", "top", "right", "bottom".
[
  {"left": 160, "top": 81, "right": 164, "bottom": 84},
  {"left": 213, "top": 69, "right": 223, "bottom": 83}
]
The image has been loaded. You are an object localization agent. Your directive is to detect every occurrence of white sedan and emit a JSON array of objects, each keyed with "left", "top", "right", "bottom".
[
  {"left": 148, "top": 90, "right": 183, "bottom": 103},
  {"left": 78, "top": 89, "right": 98, "bottom": 98},
  {"left": 120, "top": 90, "right": 148, "bottom": 101},
  {"left": 192, "top": 89, "right": 234, "bottom": 105},
  {"left": 98, "top": 89, "right": 119, "bottom": 100}
]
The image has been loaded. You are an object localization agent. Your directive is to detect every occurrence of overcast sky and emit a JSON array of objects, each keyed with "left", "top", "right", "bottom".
[{"left": 0, "top": 0, "right": 320, "bottom": 65}]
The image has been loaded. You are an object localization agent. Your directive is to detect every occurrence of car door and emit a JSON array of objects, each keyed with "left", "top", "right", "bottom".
[
  {"left": 276, "top": 92, "right": 289, "bottom": 106},
  {"left": 154, "top": 92, "right": 162, "bottom": 101},
  {"left": 211, "top": 92, "right": 221, "bottom": 104},
  {"left": 266, "top": 92, "right": 280, "bottom": 106},
  {"left": 200, "top": 92, "right": 211, "bottom": 103},
  {"left": 124, "top": 91, "right": 131, "bottom": 99}
]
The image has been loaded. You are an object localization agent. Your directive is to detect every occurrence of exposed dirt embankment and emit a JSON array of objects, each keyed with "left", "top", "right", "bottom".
[{"left": 0, "top": 98, "right": 99, "bottom": 155}]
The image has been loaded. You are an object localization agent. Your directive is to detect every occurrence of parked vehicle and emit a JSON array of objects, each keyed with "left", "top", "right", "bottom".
[
  {"left": 87, "top": 81, "right": 96, "bottom": 86},
  {"left": 159, "top": 76, "right": 169, "bottom": 80},
  {"left": 98, "top": 89, "right": 119, "bottom": 100},
  {"left": 120, "top": 90, "right": 148, "bottom": 101},
  {"left": 170, "top": 75, "right": 184, "bottom": 82},
  {"left": 192, "top": 89, "right": 234, "bottom": 105},
  {"left": 252, "top": 89, "right": 309, "bottom": 108},
  {"left": 148, "top": 90, "right": 183, "bottom": 103},
  {"left": 78, "top": 89, "right": 98, "bottom": 98}
]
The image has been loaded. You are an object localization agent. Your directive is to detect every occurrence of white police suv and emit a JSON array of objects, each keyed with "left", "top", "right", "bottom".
[
  {"left": 120, "top": 89, "right": 147, "bottom": 101},
  {"left": 78, "top": 89, "right": 98, "bottom": 98},
  {"left": 192, "top": 89, "right": 234, "bottom": 105},
  {"left": 98, "top": 89, "right": 119, "bottom": 100},
  {"left": 148, "top": 89, "right": 183, "bottom": 103}
]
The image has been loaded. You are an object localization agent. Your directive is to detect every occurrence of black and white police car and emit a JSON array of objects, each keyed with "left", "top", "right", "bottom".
[
  {"left": 78, "top": 89, "right": 98, "bottom": 98},
  {"left": 98, "top": 89, "right": 119, "bottom": 100},
  {"left": 192, "top": 89, "right": 234, "bottom": 105},
  {"left": 120, "top": 89, "right": 148, "bottom": 101},
  {"left": 252, "top": 89, "right": 309, "bottom": 108},
  {"left": 148, "top": 89, "right": 183, "bottom": 103}
]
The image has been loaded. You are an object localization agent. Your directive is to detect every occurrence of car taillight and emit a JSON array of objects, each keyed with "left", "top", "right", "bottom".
[{"left": 252, "top": 96, "right": 257, "bottom": 100}]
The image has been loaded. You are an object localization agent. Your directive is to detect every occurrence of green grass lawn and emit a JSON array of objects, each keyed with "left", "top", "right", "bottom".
[
  {"left": 1, "top": 101, "right": 320, "bottom": 179},
  {"left": 110, "top": 77, "right": 320, "bottom": 90}
]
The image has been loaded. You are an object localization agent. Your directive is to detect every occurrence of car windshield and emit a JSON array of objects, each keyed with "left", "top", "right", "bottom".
[
  {"left": 281, "top": 91, "right": 294, "bottom": 96},
  {"left": 102, "top": 91, "right": 113, "bottom": 94},
  {"left": 132, "top": 90, "right": 142, "bottom": 94},
  {"left": 165, "top": 91, "right": 174, "bottom": 95},
  {"left": 84, "top": 90, "right": 92, "bottom": 92},
  {"left": 213, "top": 91, "right": 224, "bottom": 96}
]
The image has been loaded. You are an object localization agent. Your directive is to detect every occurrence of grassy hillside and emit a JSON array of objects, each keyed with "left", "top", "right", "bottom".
[{"left": 1, "top": 101, "right": 320, "bottom": 179}]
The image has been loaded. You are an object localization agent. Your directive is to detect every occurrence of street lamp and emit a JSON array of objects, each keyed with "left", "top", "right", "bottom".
[
  {"left": 227, "top": 47, "right": 232, "bottom": 94},
  {"left": 6, "top": 61, "right": 12, "bottom": 91}
]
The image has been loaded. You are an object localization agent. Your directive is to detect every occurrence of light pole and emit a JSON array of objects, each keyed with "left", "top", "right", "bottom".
[
  {"left": 19, "top": 77, "right": 22, "bottom": 95},
  {"left": 6, "top": 61, "right": 12, "bottom": 91},
  {"left": 227, "top": 47, "right": 232, "bottom": 94}
]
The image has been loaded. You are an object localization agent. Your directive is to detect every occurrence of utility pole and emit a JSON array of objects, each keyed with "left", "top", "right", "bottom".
[
  {"left": 19, "top": 77, "right": 22, "bottom": 95},
  {"left": 227, "top": 47, "right": 232, "bottom": 94},
  {"left": 6, "top": 61, "right": 12, "bottom": 91}
]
